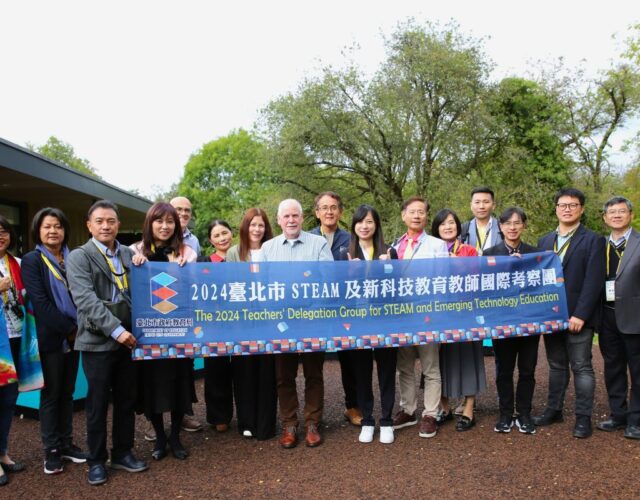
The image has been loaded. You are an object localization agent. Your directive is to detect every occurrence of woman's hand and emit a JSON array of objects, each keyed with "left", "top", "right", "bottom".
[
  {"left": 176, "top": 254, "right": 187, "bottom": 267},
  {"left": 378, "top": 248, "right": 393, "bottom": 260},
  {"left": 347, "top": 253, "right": 360, "bottom": 261},
  {"left": 132, "top": 254, "right": 148, "bottom": 266},
  {"left": 0, "top": 276, "right": 10, "bottom": 293}
]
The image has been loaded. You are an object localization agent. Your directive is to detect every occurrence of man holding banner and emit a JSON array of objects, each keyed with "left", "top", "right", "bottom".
[
  {"left": 261, "top": 199, "right": 333, "bottom": 448},
  {"left": 392, "top": 196, "right": 448, "bottom": 438},
  {"left": 534, "top": 188, "right": 605, "bottom": 439}
]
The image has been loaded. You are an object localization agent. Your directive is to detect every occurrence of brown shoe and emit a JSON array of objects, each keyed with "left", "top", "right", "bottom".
[
  {"left": 215, "top": 423, "right": 229, "bottom": 433},
  {"left": 418, "top": 415, "right": 437, "bottom": 438},
  {"left": 279, "top": 427, "right": 298, "bottom": 449},
  {"left": 305, "top": 424, "right": 322, "bottom": 447},
  {"left": 344, "top": 408, "right": 363, "bottom": 427},
  {"left": 393, "top": 410, "right": 418, "bottom": 430},
  {"left": 181, "top": 415, "right": 203, "bottom": 432}
]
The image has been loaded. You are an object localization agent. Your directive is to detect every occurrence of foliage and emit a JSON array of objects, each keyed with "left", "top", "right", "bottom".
[
  {"left": 177, "top": 129, "right": 277, "bottom": 245},
  {"left": 26, "top": 136, "right": 100, "bottom": 178}
]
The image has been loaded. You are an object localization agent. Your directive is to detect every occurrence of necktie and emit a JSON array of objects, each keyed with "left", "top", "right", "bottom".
[{"left": 404, "top": 239, "right": 414, "bottom": 260}]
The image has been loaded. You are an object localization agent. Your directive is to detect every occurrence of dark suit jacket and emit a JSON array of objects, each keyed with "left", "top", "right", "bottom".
[
  {"left": 353, "top": 243, "right": 398, "bottom": 261},
  {"left": 310, "top": 226, "right": 350, "bottom": 261},
  {"left": 21, "top": 250, "right": 77, "bottom": 353},
  {"left": 67, "top": 240, "right": 133, "bottom": 352},
  {"left": 614, "top": 229, "right": 640, "bottom": 334},
  {"left": 483, "top": 241, "right": 539, "bottom": 256},
  {"left": 538, "top": 224, "right": 605, "bottom": 327}
]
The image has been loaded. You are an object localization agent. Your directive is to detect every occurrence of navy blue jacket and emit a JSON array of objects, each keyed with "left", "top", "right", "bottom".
[
  {"left": 538, "top": 225, "right": 606, "bottom": 328},
  {"left": 310, "top": 226, "right": 350, "bottom": 261}
]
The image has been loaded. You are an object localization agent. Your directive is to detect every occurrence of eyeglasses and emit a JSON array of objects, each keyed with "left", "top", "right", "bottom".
[
  {"left": 405, "top": 210, "right": 427, "bottom": 216},
  {"left": 0, "top": 230, "right": 9, "bottom": 238},
  {"left": 556, "top": 203, "right": 581, "bottom": 211},
  {"left": 317, "top": 205, "right": 340, "bottom": 213},
  {"left": 605, "top": 209, "right": 630, "bottom": 215},
  {"left": 501, "top": 221, "right": 524, "bottom": 227}
]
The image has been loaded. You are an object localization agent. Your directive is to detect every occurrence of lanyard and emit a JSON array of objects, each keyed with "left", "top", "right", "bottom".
[
  {"left": 40, "top": 253, "right": 68, "bottom": 288},
  {"left": 448, "top": 240, "right": 460, "bottom": 256},
  {"left": 93, "top": 242, "right": 128, "bottom": 291},
  {"left": 553, "top": 228, "right": 576, "bottom": 259},
  {"left": 1, "top": 254, "right": 17, "bottom": 306},
  {"left": 475, "top": 223, "right": 491, "bottom": 252},
  {"left": 606, "top": 241, "right": 625, "bottom": 276}
]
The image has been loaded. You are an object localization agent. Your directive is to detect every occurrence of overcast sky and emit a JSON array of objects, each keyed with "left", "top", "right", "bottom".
[{"left": 1, "top": 1, "right": 636, "bottom": 197}]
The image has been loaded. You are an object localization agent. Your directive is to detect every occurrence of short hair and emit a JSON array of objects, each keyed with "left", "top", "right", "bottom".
[
  {"left": 401, "top": 196, "right": 429, "bottom": 212},
  {"left": 553, "top": 188, "right": 585, "bottom": 206},
  {"left": 87, "top": 200, "right": 119, "bottom": 219},
  {"left": 141, "top": 202, "right": 183, "bottom": 257},
  {"left": 348, "top": 205, "right": 387, "bottom": 259},
  {"left": 314, "top": 191, "right": 343, "bottom": 210},
  {"left": 470, "top": 186, "right": 495, "bottom": 200},
  {"left": 0, "top": 215, "right": 17, "bottom": 249},
  {"left": 31, "top": 207, "right": 71, "bottom": 247},
  {"left": 207, "top": 219, "right": 233, "bottom": 240},
  {"left": 498, "top": 207, "right": 528, "bottom": 225},
  {"left": 431, "top": 209, "right": 462, "bottom": 240},
  {"left": 238, "top": 208, "right": 274, "bottom": 261},
  {"left": 277, "top": 199, "right": 303, "bottom": 217},
  {"left": 603, "top": 196, "right": 633, "bottom": 213}
]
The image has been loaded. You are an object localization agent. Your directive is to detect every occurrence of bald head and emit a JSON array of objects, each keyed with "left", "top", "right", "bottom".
[{"left": 170, "top": 196, "right": 193, "bottom": 229}]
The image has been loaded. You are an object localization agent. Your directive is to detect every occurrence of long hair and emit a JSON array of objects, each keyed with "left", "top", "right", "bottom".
[
  {"left": 141, "top": 202, "right": 183, "bottom": 257},
  {"left": 238, "top": 208, "right": 273, "bottom": 262},
  {"left": 348, "top": 205, "right": 387, "bottom": 259},
  {"left": 431, "top": 208, "right": 462, "bottom": 241}
]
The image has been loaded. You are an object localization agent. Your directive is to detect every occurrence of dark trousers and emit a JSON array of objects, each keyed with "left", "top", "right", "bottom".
[
  {"left": 40, "top": 349, "right": 80, "bottom": 451},
  {"left": 275, "top": 352, "right": 324, "bottom": 427},
  {"left": 204, "top": 356, "right": 233, "bottom": 425},
  {"left": 354, "top": 348, "right": 397, "bottom": 426},
  {"left": 82, "top": 347, "right": 136, "bottom": 466},
  {"left": 338, "top": 350, "right": 359, "bottom": 409},
  {"left": 599, "top": 307, "right": 640, "bottom": 426},
  {"left": 0, "top": 338, "right": 20, "bottom": 455},
  {"left": 493, "top": 335, "right": 539, "bottom": 416},
  {"left": 232, "top": 355, "right": 277, "bottom": 440},
  {"left": 543, "top": 328, "right": 595, "bottom": 417}
]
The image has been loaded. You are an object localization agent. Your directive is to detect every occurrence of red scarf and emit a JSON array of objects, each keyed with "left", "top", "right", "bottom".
[{"left": 5, "top": 253, "right": 25, "bottom": 305}]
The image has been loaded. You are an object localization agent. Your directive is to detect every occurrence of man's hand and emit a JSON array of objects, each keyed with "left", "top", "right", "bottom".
[
  {"left": 568, "top": 316, "right": 585, "bottom": 334},
  {"left": 116, "top": 331, "right": 137, "bottom": 349}
]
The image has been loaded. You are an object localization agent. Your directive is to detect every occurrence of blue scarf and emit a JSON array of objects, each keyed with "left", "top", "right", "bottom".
[{"left": 36, "top": 244, "right": 77, "bottom": 322}]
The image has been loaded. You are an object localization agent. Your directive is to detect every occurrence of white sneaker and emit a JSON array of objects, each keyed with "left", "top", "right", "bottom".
[
  {"left": 242, "top": 430, "right": 253, "bottom": 438},
  {"left": 379, "top": 426, "right": 394, "bottom": 444},
  {"left": 358, "top": 425, "right": 375, "bottom": 443}
]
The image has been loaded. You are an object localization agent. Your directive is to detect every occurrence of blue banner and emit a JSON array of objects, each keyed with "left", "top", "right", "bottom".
[{"left": 131, "top": 252, "right": 569, "bottom": 360}]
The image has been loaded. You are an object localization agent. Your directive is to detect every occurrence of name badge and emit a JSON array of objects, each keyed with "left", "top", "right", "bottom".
[{"left": 605, "top": 280, "right": 616, "bottom": 302}]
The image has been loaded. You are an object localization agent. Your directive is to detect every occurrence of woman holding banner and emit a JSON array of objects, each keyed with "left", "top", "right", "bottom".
[
  {"left": 484, "top": 207, "right": 539, "bottom": 435},
  {"left": 226, "top": 208, "right": 277, "bottom": 440},
  {"left": 197, "top": 220, "right": 235, "bottom": 432},
  {"left": 0, "top": 215, "right": 25, "bottom": 485},
  {"left": 432, "top": 209, "right": 486, "bottom": 432},
  {"left": 347, "top": 205, "right": 398, "bottom": 444},
  {"left": 131, "top": 202, "right": 198, "bottom": 460},
  {"left": 22, "top": 208, "right": 87, "bottom": 475}
]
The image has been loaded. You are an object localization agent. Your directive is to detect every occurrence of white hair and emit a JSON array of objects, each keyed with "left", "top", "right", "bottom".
[{"left": 277, "top": 199, "right": 303, "bottom": 217}]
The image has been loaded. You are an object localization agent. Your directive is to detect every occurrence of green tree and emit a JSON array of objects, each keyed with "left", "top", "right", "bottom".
[
  {"left": 259, "top": 21, "right": 490, "bottom": 228},
  {"left": 27, "top": 136, "right": 100, "bottom": 178},
  {"left": 177, "top": 129, "right": 276, "bottom": 243}
]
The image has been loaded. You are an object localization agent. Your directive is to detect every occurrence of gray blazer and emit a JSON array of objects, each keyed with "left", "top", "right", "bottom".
[
  {"left": 614, "top": 229, "right": 640, "bottom": 334},
  {"left": 67, "top": 239, "right": 133, "bottom": 352}
]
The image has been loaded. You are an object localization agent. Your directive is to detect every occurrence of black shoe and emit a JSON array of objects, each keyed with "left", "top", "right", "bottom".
[
  {"left": 596, "top": 418, "right": 626, "bottom": 432},
  {"left": 87, "top": 464, "right": 107, "bottom": 486},
  {"left": 573, "top": 415, "right": 592, "bottom": 438},
  {"left": 494, "top": 414, "right": 513, "bottom": 433},
  {"left": 455, "top": 415, "right": 476, "bottom": 432},
  {"left": 624, "top": 425, "right": 640, "bottom": 439},
  {"left": 169, "top": 437, "right": 188, "bottom": 460},
  {"left": 1, "top": 461, "right": 25, "bottom": 473},
  {"left": 110, "top": 453, "right": 149, "bottom": 473},
  {"left": 435, "top": 409, "right": 453, "bottom": 426},
  {"left": 151, "top": 444, "right": 167, "bottom": 461},
  {"left": 515, "top": 414, "right": 536, "bottom": 435},
  {"left": 44, "top": 449, "right": 64, "bottom": 475},
  {"left": 532, "top": 409, "right": 563, "bottom": 426},
  {"left": 61, "top": 444, "right": 88, "bottom": 463},
  {"left": 0, "top": 469, "right": 8, "bottom": 486}
]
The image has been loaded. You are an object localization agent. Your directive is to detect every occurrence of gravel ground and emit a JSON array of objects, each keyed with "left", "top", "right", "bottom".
[{"left": 2, "top": 343, "right": 639, "bottom": 499}]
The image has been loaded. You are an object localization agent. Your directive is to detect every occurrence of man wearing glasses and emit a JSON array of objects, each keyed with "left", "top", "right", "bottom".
[
  {"left": 533, "top": 188, "right": 605, "bottom": 438},
  {"left": 596, "top": 197, "right": 640, "bottom": 440},
  {"left": 310, "top": 192, "right": 362, "bottom": 426}
]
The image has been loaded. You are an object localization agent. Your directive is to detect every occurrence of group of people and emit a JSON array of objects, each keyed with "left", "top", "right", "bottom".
[{"left": 0, "top": 186, "right": 639, "bottom": 488}]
